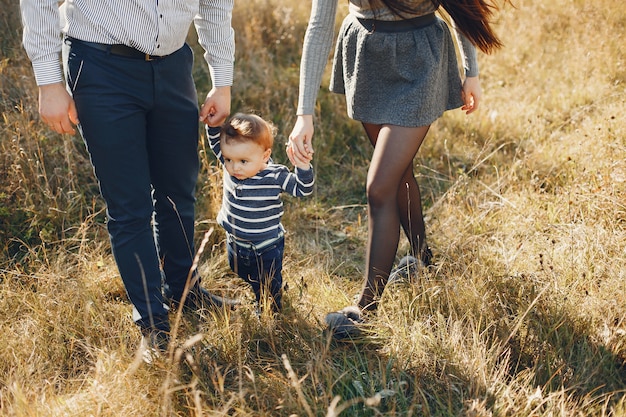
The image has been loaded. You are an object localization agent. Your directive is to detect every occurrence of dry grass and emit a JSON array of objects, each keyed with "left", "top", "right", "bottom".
[{"left": 1, "top": 0, "right": 625, "bottom": 415}]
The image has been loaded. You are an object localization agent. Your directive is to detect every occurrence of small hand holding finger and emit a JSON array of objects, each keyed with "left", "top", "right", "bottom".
[
  {"left": 289, "top": 115, "right": 315, "bottom": 161},
  {"left": 286, "top": 141, "right": 297, "bottom": 166},
  {"left": 287, "top": 142, "right": 312, "bottom": 170}
]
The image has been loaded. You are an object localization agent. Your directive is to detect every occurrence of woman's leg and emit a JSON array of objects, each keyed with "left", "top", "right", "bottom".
[
  {"left": 362, "top": 123, "right": 431, "bottom": 261},
  {"left": 362, "top": 123, "right": 432, "bottom": 263},
  {"left": 358, "top": 123, "right": 430, "bottom": 311}
]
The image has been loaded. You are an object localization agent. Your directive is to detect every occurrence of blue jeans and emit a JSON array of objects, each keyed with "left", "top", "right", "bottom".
[
  {"left": 227, "top": 236, "right": 284, "bottom": 311},
  {"left": 65, "top": 39, "right": 200, "bottom": 332}
]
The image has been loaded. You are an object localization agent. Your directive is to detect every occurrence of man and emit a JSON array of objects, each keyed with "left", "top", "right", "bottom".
[{"left": 20, "top": 0, "right": 236, "bottom": 355}]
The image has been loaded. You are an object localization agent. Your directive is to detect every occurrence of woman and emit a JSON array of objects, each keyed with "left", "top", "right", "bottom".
[{"left": 289, "top": 0, "right": 507, "bottom": 337}]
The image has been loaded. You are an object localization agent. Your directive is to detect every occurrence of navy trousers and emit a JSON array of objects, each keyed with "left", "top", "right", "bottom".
[
  {"left": 65, "top": 39, "right": 200, "bottom": 332},
  {"left": 227, "top": 236, "right": 284, "bottom": 311}
]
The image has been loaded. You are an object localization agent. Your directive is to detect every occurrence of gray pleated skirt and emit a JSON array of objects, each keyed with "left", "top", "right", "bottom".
[{"left": 330, "top": 13, "right": 464, "bottom": 127}]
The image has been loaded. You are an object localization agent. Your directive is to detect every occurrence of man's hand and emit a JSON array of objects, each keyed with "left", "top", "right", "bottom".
[
  {"left": 199, "top": 85, "right": 231, "bottom": 127},
  {"left": 39, "top": 82, "right": 79, "bottom": 134}
]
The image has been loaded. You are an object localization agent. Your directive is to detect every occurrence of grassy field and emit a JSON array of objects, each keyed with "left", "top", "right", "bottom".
[{"left": 1, "top": 0, "right": 625, "bottom": 415}]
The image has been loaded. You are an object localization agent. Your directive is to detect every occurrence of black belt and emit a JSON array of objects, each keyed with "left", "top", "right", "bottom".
[
  {"left": 357, "top": 12, "right": 437, "bottom": 33},
  {"left": 65, "top": 37, "right": 168, "bottom": 61}
]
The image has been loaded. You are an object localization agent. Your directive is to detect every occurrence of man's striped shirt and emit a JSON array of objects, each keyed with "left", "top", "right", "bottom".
[{"left": 20, "top": 0, "right": 234, "bottom": 87}]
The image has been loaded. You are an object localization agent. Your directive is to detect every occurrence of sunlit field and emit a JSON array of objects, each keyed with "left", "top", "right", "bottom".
[{"left": 1, "top": 0, "right": 625, "bottom": 415}]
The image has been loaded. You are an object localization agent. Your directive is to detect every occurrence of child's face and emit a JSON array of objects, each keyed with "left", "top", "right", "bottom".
[{"left": 220, "top": 139, "right": 271, "bottom": 181}]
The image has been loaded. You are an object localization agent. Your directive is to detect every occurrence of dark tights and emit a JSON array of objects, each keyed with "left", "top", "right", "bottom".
[{"left": 358, "top": 123, "right": 430, "bottom": 311}]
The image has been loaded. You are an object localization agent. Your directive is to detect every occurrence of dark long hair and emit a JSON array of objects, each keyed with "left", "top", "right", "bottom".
[{"left": 377, "top": 0, "right": 509, "bottom": 54}]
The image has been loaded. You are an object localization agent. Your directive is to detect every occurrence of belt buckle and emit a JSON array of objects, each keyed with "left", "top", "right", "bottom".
[{"left": 144, "top": 54, "right": 154, "bottom": 61}]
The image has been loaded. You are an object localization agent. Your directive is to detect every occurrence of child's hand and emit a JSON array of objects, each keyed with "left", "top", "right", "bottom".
[{"left": 286, "top": 142, "right": 312, "bottom": 170}]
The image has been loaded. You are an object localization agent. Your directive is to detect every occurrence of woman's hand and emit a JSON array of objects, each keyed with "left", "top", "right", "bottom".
[
  {"left": 461, "top": 76, "right": 482, "bottom": 115},
  {"left": 288, "top": 114, "right": 315, "bottom": 162}
]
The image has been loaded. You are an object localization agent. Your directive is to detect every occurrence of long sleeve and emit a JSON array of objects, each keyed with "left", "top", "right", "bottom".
[
  {"left": 454, "top": 25, "right": 479, "bottom": 77},
  {"left": 20, "top": 0, "right": 64, "bottom": 85},
  {"left": 20, "top": 0, "right": 235, "bottom": 87},
  {"left": 195, "top": 0, "right": 235, "bottom": 87},
  {"left": 296, "top": 0, "right": 339, "bottom": 115},
  {"left": 279, "top": 166, "right": 315, "bottom": 197},
  {"left": 207, "top": 126, "right": 224, "bottom": 163}
]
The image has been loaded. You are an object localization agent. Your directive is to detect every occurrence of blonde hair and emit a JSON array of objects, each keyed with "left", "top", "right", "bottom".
[{"left": 221, "top": 113, "right": 277, "bottom": 150}]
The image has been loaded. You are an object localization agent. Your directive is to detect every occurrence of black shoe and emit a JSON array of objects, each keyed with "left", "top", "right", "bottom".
[
  {"left": 388, "top": 255, "right": 420, "bottom": 284},
  {"left": 325, "top": 306, "right": 366, "bottom": 340},
  {"left": 421, "top": 246, "right": 433, "bottom": 267},
  {"left": 174, "top": 286, "right": 240, "bottom": 312},
  {"left": 140, "top": 329, "right": 169, "bottom": 364}
]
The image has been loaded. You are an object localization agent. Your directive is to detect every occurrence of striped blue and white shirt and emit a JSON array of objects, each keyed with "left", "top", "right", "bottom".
[
  {"left": 20, "top": 0, "right": 235, "bottom": 87},
  {"left": 207, "top": 127, "right": 315, "bottom": 242}
]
